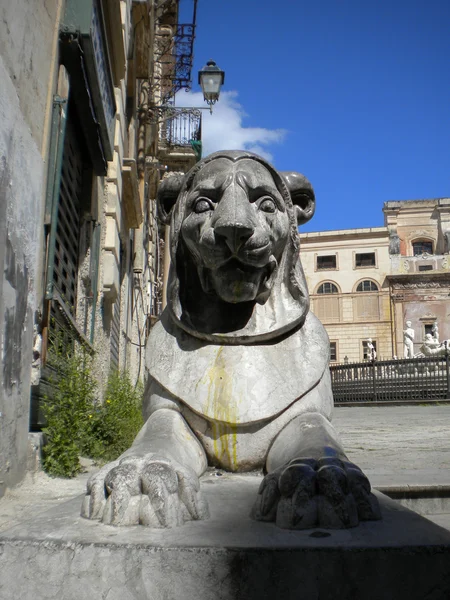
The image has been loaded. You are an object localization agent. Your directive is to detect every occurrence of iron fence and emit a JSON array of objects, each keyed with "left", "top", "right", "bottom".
[
  {"left": 159, "top": 107, "right": 202, "bottom": 148},
  {"left": 330, "top": 355, "right": 450, "bottom": 403}
]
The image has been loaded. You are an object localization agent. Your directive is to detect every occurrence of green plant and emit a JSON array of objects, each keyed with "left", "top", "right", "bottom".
[
  {"left": 89, "top": 371, "right": 144, "bottom": 463},
  {"left": 42, "top": 336, "right": 144, "bottom": 476},
  {"left": 42, "top": 345, "right": 97, "bottom": 478}
]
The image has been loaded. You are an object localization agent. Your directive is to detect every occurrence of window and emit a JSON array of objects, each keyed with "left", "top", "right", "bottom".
[
  {"left": 362, "top": 339, "right": 377, "bottom": 361},
  {"left": 424, "top": 324, "right": 434, "bottom": 337},
  {"left": 317, "top": 255, "right": 337, "bottom": 270},
  {"left": 356, "top": 280, "right": 379, "bottom": 292},
  {"left": 412, "top": 241, "right": 433, "bottom": 256},
  {"left": 330, "top": 341, "right": 337, "bottom": 362},
  {"left": 355, "top": 252, "right": 376, "bottom": 268},
  {"left": 354, "top": 280, "right": 380, "bottom": 320},
  {"left": 314, "top": 282, "right": 340, "bottom": 323},
  {"left": 317, "top": 282, "right": 338, "bottom": 294},
  {"left": 418, "top": 265, "right": 433, "bottom": 272}
]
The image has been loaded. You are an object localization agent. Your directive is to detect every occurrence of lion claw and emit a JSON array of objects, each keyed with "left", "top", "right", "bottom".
[
  {"left": 253, "top": 457, "right": 380, "bottom": 530},
  {"left": 81, "top": 455, "right": 209, "bottom": 527}
]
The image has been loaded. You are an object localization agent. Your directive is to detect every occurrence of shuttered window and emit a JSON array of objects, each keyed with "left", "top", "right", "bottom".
[
  {"left": 53, "top": 119, "right": 84, "bottom": 311},
  {"left": 314, "top": 282, "right": 340, "bottom": 323},
  {"left": 314, "top": 297, "right": 341, "bottom": 323},
  {"left": 330, "top": 341, "right": 337, "bottom": 362},
  {"left": 354, "top": 280, "right": 380, "bottom": 321},
  {"left": 49, "top": 111, "right": 93, "bottom": 346}
]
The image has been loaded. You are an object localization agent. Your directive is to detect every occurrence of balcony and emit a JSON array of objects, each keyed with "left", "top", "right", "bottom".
[
  {"left": 158, "top": 107, "right": 202, "bottom": 172},
  {"left": 154, "top": 0, "right": 198, "bottom": 104},
  {"left": 390, "top": 254, "right": 450, "bottom": 275}
]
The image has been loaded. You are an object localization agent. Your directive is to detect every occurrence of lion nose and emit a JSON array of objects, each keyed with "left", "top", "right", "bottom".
[{"left": 214, "top": 222, "right": 254, "bottom": 252}]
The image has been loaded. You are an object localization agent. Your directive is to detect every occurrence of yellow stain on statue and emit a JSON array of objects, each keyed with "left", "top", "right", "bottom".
[{"left": 202, "top": 346, "right": 239, "bottom": 470}]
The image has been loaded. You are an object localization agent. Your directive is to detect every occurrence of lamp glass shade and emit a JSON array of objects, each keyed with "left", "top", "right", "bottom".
[
  {"left": 201, "top": 72, "right": 223, "bottom": 97},
  {"left": 198, "top": 60, "right": 225, "bottom": 105}
]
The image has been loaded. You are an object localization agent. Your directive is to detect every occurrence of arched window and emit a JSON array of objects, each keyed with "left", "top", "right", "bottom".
[
  {"left": 356, "top": 280, "right": 379, "bottom": 292},
  {"left": 412, "top": 240, "right": 433, "bottom": 256},
  {"left": 317, "top": 282, "right": 339, "bottom": 294},
  {"left": 353, "top": 280, "right": 380, "bottom": 320},
  {"left": 313, "top": 282, "right": 340, "bottom": 323}
]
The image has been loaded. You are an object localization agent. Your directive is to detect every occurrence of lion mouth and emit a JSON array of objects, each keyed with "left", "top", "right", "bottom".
[
  {"left": 198, "top": 256, "right": 278, "bottom": 303},
  {"left": 204, "top": 242, "right": 272, "bottom": 270}
]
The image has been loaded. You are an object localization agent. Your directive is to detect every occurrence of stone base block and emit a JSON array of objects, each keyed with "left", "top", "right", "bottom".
[{"left": 1, "top": 475, "right": 450, "bottom": 599}]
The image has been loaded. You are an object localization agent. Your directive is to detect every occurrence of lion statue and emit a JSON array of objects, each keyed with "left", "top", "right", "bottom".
[{"left": 82, "top": 150, "right": 380, "bottom": 529}]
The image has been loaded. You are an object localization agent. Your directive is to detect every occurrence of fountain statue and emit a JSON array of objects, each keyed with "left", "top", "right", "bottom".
[
  {"left": 403, "top": 320, "right": 415, "bottom": 358},
  {"left": 82, "top": 151, "right": 381, "bottom": 530}
]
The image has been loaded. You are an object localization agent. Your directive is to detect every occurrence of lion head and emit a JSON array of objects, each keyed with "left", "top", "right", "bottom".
[{"left": 157, "top": 150, "right": 315, "bottom": 344}]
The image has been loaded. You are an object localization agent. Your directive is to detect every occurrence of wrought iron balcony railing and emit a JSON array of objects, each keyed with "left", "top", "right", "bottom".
[
  {"left": 159, "top": 107, "right": 202, "bottom": 156},
  {"left": 154, "top": 0, "right": 198, "bottom": 104}
]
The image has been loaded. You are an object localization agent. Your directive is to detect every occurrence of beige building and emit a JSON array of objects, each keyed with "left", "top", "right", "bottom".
[
  {"left": 300, "top": 227, "right": 392, "bottom": 363},
  {"left": 300, "top": 198, "right": 450, "bottom": 363}
]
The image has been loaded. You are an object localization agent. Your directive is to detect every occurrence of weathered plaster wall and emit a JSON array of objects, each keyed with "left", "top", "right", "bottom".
[
  {"left": 0, "top": 0, "right": 60, "bottom": 151},
  {"left": 0, "top": 58, "right": 45, "bottom": 496},
  {"left": 0, "top": 0, "right": 59, "bottom": 496}
]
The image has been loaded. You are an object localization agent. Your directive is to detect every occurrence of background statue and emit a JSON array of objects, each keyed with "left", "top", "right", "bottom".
[
  {"left": 432, "top": 322, "right": 439, "bottom": 343},
  {"left": 403, "top": 320, "right": 415, "bottom": 358},
  {"left": 366, "top": 338, "right": 376, "bottom": 361},
  {"left": 82, "top": 151, "right": 380, "bottom": 530},
  {"left": 388, "top": 232, "right": 400, "bottom": 255},
  {"left": 421, "top": 334, "right": 449, "bottom": 357}
]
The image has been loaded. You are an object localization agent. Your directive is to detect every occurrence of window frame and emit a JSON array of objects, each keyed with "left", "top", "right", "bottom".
[
  {"left": 315, "top": 253, "right": 338, "bottom": 271},
  {"left": 354, "top": 251, "right": 377, "bottom": 269},
  {"left": 313, "top": 281, "right": 341, "bottom": 323},
  {"left": 412, "top": 240, "right": 434, "bottom": 256},
  {"left": 329, "top": 340, "right": 338, "bottom": 362},
  {"left": 355, "top": 279, "right": 379, "bottom": 293},
  {"left": 316, "top": 281, "right": 339, "bottom": 295}
]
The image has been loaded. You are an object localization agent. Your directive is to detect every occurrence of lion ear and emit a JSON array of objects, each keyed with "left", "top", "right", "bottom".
[
  {"left": 280, "top": 171, "right": 315, "bottom": 226},
  {"left": 157, "top": 174, "right": 185, "bottom": 225}
]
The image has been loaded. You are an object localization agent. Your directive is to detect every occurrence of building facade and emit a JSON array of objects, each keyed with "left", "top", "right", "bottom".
[
  {"left": 300, "top": 227, "right": 392, "bottom": 363},
  {"left": 384, "top": 199, "right": 450, "bottom": 357},
  {"left": 300, "top": 198, "right": 450, "bottom": 363},
  {"left": 0, "top": 0, "right": 200, "bottom": 497}
]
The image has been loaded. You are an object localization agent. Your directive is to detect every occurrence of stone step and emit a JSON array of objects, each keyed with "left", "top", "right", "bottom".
[
  {"left": 377, "top": 483, "right": 450, "bottom": 518},
  {"left": 1, "top": 474, "right": 450, "bottom": 600}
]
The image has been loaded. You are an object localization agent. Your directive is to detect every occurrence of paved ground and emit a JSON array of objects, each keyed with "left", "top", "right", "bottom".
[
  {"left": 0, "top": 405, "right": 449, "bottom": 533},
  {"left": 333, "top": 405, "right": 450, "bottom": 487}
]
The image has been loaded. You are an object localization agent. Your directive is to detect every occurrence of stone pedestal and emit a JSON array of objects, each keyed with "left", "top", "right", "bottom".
[{"left": 1, "top": 475, "right": 450, "bottom": 600}]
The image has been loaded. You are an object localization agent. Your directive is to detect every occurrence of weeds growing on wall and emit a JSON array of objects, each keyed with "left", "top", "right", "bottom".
[{"left": 42, "top": 343, "right": 144, "bottom": 478}]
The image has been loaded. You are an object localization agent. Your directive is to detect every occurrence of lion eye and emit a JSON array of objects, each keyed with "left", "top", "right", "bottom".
[
  {"left": 258, "top": 197, "right": 276, "bottom": 213},
  {"left": 194, "top": 198, "right": 214, "bottom": 213}
]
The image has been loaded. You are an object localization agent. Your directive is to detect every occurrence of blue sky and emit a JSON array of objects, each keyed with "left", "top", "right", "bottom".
[{"left": 178, "top": 0, "right": 450, "bottom": 233}]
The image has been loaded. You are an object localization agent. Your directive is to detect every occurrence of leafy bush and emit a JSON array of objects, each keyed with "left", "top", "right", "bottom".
[
  {"left": 42, "top": 347, "right": 97, "bottom": 478},
  {"left": 88, "top": 371, "right": 144, "bottom": 463},
  {"left": 42, "top": 343, "right": 144, "bottom": 477}
]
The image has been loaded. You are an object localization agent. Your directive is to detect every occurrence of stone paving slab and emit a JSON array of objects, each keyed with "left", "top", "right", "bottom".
[
  {"left": 1, "top": 476, "right": 450, "bottom": 600},
  {"left": 333, "top": 405, "right": 450, "bottom": 487}
]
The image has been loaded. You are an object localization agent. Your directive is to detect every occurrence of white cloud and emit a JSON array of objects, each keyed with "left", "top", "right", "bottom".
[{"left": 174, "top": 90, "right": 286, "bottom": 162}]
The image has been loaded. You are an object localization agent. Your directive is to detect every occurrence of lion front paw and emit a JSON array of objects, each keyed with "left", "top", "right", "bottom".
[
  {"left": 252, "top": 457, "right": 381, "bottom": 529},
  {"left": 81, "top": 455, "right": 209, "bottom": 527}
]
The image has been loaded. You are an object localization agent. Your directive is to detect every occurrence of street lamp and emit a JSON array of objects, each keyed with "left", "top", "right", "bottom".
[{"left": 198, "top": 59, "right": 225, "bottom": 113}]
